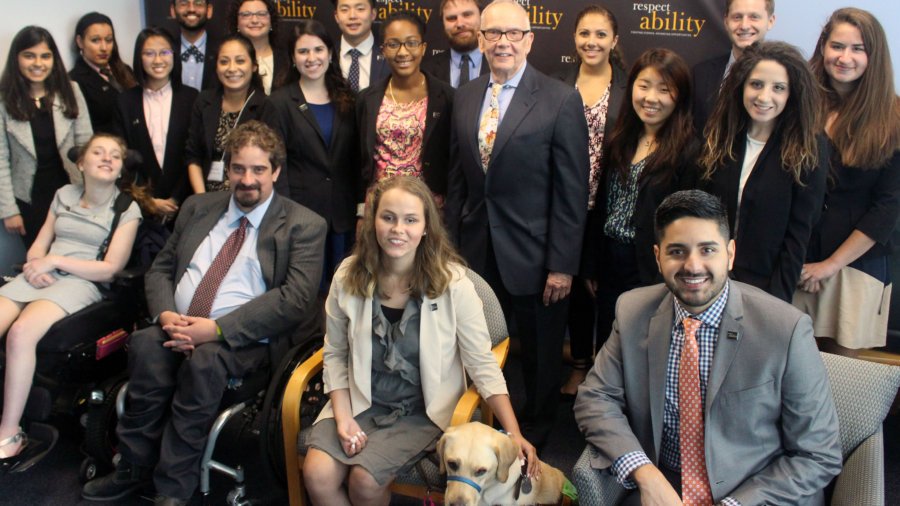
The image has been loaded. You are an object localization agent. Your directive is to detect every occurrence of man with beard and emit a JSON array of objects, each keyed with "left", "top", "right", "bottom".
[
  {"left": 83, "top": 121, "right": 326, "bottom": 505},
  {"left": 169, "top": 0, "right": 218, "bottom": 90},
  {"left": 574, "top": 190, "right": 841, "bottom": 506},
  {"left": 421, "top": 0, "right": 489, "bottom": 87}
]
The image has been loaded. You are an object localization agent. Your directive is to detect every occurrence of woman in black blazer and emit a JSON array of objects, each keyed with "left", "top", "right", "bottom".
[
  {"left": 69, "top": 12, "right": 136, "bottom": 134},
  {"left": 701, "top": 42, "right": 828, "bottom": 302},
  {"left": 555, "top": 5, "right": 628, "bottom": 398},
  {"left": 794, "top": 8, "right": 900, "bottom": 354},
  {"left": 356, "top": 12, "right": 453, "bottom": 207},
  {"left": 262, "top": 20, "right": 359, "bottom": 287},
  {"left": 226, "top": 0, "right": 288, "bottom": 94},
  {"left": 114, "top": 27, "right": 198, "bottom": 223},
  {"left": 186, "top": 34, "right": 266, "bottom": 194}
]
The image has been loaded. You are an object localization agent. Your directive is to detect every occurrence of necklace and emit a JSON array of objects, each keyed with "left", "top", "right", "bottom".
[{"left": 388, "top": 73, "right": 425, "bottom": 103}]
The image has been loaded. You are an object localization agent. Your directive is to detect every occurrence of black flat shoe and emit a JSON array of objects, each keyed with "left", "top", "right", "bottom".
[{"left": 0, "top": 423, "right": 57, "bottom": 474}]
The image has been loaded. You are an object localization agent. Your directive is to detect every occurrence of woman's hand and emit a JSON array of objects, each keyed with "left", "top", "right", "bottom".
[
  {"left": 26, "top": 273, "right": 56, "bottom": 288},
  {"left": 510, "top": 433, "right": 541, "bottom": 479},
  {"left": 4, "top": 215, "right": 25, "bottom": 235},
  {"left": 23, "top": 255, "right": 57, "bottom": 285},
  {"left": 153, "top": 198, "right": 179, "bottom": 218},
  {"left": 799, "top": 260, "right": 839, "bottom": 293},
  {"left": 336, "top": 417, "right": 367, "bottom": 457}
]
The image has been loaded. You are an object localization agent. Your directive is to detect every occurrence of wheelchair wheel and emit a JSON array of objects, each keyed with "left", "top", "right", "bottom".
[
  {"left": 258, "top": 338, "right": 325, "bottom": 487},
  {"left": 84, "top": 375, "right": 128, "bottom": 467},
  {"left": 79, "top": 456, "right": 100, "bottom": 484}
]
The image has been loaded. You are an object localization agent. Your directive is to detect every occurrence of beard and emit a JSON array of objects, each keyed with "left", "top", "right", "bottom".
[
  {"left": 178, "top": 16, "right": 208, "bottom": 31},
  {"left": 448, "top": 30, "right": 478, "bottom": 53}
]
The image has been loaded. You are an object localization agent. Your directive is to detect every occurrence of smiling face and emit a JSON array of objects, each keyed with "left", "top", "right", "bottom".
[
  {"left": 655, "top": 216, "right": 734, "bottom": 314},
  {"left": 725, "top": 0, "right": 774, "bottom": 54},
  {"left": 171, "top": 0, "right": 212, "bottom": 31},
  {"left": 375, "top": 188, "right": 426, "bottom": 268},
  {"left": 383, "top": 19, "right": 426, "bottom": 79},
  {"left": 334, "top": 0, "right": 376, "bottom": 46},
  {"left": 77, "top": 23, "right": 114, "bottom": 68},
  {"left": 575, "top": 12, "right": 618, "bottom": 69},
  {"left": 80, "top": 136, "right": 125, "bottom": 184},
  {"left": 18, "top": 41, "right": 53, "bottom": 87},
  {"left": 632, "top": 66, "right": 676, "bottom": 133},
  {"left": 227, "top": 144, "right": 280, "bottom": 211},
  {"left": 823, "top": 22, "right": 868, "bottom": 90},
  {"left": 236, "top": 0, "right": 272, "bottom": 43},
  {"left": 478, "top": 1, "right": 533, "bottom": 84},
  {"left": 743, "top": 59, "right": 789, "bottom": 136},
  {"left": 294, "top": 34, "right": 331, "bottom": 82},
  {"left": 442, "top": 0, "right": 480, "bottom": 53},
  {"left": 217, "top": 40, "right": 256, "bottom": 93},
  {"left": 140, "top": 35, "right": 174, "bottom": 88}
]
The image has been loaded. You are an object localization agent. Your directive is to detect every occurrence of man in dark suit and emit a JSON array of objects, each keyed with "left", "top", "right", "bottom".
[
  {"left": 332, "top": 0, "right": 390, "bottom": 91},
  {"left": 82, "top": 121, "right": 327, "bottom": 506},
  {"left": 691, "top": 0, "right": 775, "bottom": 131},
  {"left": 575, "top": 190, "right": 841, "bottom": 505},
  {"left": 445, "top": 0, "right": 589, "bottom": 448},
  {"left": 421, "top": 0, "right": 489, "bottom": 87},
  {"left": 169, "top": 0, "right": 218, "bottom": 91}
]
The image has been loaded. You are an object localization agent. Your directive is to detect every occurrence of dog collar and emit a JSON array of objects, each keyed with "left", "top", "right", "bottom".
[{"left": 446, "top": 475, "right": 482, "bottom": 493}]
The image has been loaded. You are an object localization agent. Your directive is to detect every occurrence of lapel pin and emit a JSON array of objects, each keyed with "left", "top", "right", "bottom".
[
  {"left": 727, "top": 330, "right": 738, "bottom": 340},
  {"left": 433, "top": 112, "right": 441, "bottom": 118},
  {"left": 430, "top": 303, "right": 438, "bottom": 311},
  {"left": 132, "top": 119, "right": 140, "bottom": 125},
  {"left": 298, "top": 103, "right": 308, "bottom": 111},
  {"left": 102, "top": 86, "right": 109, "bottom": 92}
]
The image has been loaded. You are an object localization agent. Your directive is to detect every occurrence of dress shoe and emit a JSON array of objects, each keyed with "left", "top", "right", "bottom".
[
  {"left": 82, "top": 459, "right": 151, "bottom": 501},
  {"left": 154, "top": 495, "right": 189, "bottom": 506}
]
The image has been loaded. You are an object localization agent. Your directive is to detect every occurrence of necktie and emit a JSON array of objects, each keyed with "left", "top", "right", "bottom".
[
  {"left": 187, "top": 217, "right": 249, "bottom": 318},
  {"left": 348, "top": 48, "right": 362, "bottom": 92},
  {"left": 680, "top": 317, "right": 713, "bottom": 505},
  {"left": 458, "top": 53, "right": 472, "bottom": 87},
  {"left": 182, "top": 44, "right": 204, "bottom": 63},
  {"left": 98, "top": 67, "right": 122, "bottom": 92},
  {"left": 478, "top": 83, "right": 502, "bottom": 172}
]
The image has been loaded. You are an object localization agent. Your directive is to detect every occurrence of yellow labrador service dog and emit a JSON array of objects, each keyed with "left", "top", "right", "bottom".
[{"left": 437, "top": 422, "right": 567, "bottom": 505}]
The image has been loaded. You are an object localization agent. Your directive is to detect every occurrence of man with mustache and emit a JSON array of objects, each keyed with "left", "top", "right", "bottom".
[
  {"left": 83, "top": 121, "right": 326, "bottom": 505},
  {"left": 169, "top": 0, "right": 217, "bottom": 90},
  {"left": 421, "top": 0, "right": 489, "bottom": 87},
  {"left": 574, "top": 190, "right": 841, "bottom": 505}
]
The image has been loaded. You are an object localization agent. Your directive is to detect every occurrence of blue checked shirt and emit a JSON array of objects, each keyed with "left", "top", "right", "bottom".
[{"left": 611, "top": 282, "right": 741, "bottom": 506}]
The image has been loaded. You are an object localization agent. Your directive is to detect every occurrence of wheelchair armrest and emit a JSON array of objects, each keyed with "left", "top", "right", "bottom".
[
  {"left": 113, "top": 265, "right": 149, "bottom": 286},
  {"left": 283, "top": 348, "right": 323, "bottom": 506}
]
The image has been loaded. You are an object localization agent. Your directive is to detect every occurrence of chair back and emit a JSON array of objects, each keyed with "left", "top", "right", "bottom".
[{"left": 465, "top": 269, "right": 508, "bottom": 348}]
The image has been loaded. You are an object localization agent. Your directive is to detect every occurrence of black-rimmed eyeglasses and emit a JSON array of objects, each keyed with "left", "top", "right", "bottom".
[
  {"left": 382, "top": 40, "right": 424, "bottom": 52},
  {"left": 480, "top": 29, "right": 530, "bottom": 42}
]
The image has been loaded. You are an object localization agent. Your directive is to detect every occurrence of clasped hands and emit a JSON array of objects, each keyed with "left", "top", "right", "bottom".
[
  {"left": 159, "top": 310, "right": 218, "bottom": 354},
  {"left": 22, "top": 255, "right": 58, "bottom": 289}
]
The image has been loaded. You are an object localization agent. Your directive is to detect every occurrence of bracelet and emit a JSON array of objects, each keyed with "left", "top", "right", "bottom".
[{"left": 216, "top": 324, "right": 224, "bottom": 341}]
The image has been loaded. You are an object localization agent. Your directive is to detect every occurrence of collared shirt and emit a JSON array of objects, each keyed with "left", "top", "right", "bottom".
[
  {"left": 143, "top": 82, "right": 173, "bottom": 168},
  {"left": 449, "top": 48, "right": 483, "bottom": 88},
  {"left": 174, "top": 192, "right": 274, "bottom": 321},
  {"left": 83, "top": 58, "right": 109, "bottom": 82},
  {"left": 181, "top": 31, "right": 207, "bottom": 91},
  {"left": 339, "top": 33, "right": 375, "bottom": 90},
  {"left": 478, "top": 62, "right": 527, "bottom": 128}
]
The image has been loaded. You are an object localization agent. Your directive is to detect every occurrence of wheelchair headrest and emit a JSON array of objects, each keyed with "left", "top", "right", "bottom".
[{"left": 66, "top": 145, "right": 144, "bottom": 172}]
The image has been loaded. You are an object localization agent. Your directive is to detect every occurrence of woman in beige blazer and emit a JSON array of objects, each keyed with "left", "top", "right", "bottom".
[{"left": 303, "top": 176, "right": 538, "bottom": 505}]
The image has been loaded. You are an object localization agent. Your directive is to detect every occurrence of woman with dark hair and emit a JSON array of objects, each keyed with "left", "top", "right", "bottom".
[
  {"left": 555, "top": 4, "right": 628, "bottom": 398},
  {"left": 581, "top": 48, "right": 698, "bottom": 355},
  {"left": 0, "top": 26, "right": 93, "bottom": 248},
  {"left": 186, "top": 33, "right": 265, "bottom": 194},
  {"left": 794, "top": 8, "right": 900, "bottom": 355},
  {"left": 263, "top": 20, "right": 359, "bottom": 288},
  {"left": 113, "top": 27, "right": 198, "bottom": 223},
  {"left": 69, "top": 12, "right": 137, "bottom": 134},
  {"left": 227, "top": 0, "right": 288, "bottom": 94},
  {"left": 303, "top": 176, "right": 537, "bottom": 504},
  {"left": 0, "top": 133, "right": 141, "bottom": 467},
  {"left": 701, "top": 41, "right": 828, "bottom": 302},
  {"left": 357, "top": 11, "right": 453, "bottom": 208}
]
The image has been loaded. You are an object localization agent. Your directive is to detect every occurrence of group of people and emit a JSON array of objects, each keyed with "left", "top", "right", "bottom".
[{"left": 0, "top": 0, "right": 896, "bottom": 504}]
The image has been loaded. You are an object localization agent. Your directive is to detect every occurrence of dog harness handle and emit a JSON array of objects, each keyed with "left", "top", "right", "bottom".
[{"left": 446, "top": 475, "right": 482, "bottom": 493}]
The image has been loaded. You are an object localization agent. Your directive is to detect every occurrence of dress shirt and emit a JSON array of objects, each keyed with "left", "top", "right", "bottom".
[
  {"left": 174, "top": 192, "right": 273, "bottom": 321},
  {"left": 180, "top": 32, "right": 207, "bottom": 91},
  {"left": 339, "top": 33, "right": 375, "bottom": 90},
  {"left": 143, "top": 82, "right": 173, "bottom": 169},
  {"left": 83, "top": 58, "right": 110, "bottom": 82},
  {"left": 449, "top": 49, "right": 482, "bottom": 88},
  {"left": 478, "top": 62, "right": 527, "bottom": 128}
]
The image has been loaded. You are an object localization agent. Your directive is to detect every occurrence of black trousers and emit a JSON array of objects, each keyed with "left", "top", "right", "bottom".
[{"left": 116, "top": 325, "right": 268, "bottom": 499}]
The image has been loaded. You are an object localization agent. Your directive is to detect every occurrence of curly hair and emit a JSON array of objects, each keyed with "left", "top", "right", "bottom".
[
  {"left": 344, "top": 176, "right": 464, "bottom": 299},
  {"left": 223, "top": 119, "right": 286, "bottom": 170}
]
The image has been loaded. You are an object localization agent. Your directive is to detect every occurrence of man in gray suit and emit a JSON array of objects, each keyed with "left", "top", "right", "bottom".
[
  {"left": 83, "top": 121, "right": 327, "bottom": 505},
  {"left": 445, "top": 0, "right": 589, "bottom": 447},
  {"left": 574, "top": 190, "right": 841, "bottom": 505}
]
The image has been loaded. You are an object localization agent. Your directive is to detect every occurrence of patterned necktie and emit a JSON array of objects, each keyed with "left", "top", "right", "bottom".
[
  {"left": 98, "top": 67, "right": 122, "bottom": 92},
  {"left": 348, "top": 48, "right": 362, "bottom": 92},
  {"left": 182, "top": 44, "right": 204, "bottom": 63},
  {"left": 478, "top": 83, "right": 502, "bottom": 172},
  {"left": 458, "top": 53, "right": 472, "bottom": 86},
  {"left": 680, "top": 317, "right": 713, "bottom": 505},
  {"left": 187, "top": 217, "right": 249, "bottom": 318}
]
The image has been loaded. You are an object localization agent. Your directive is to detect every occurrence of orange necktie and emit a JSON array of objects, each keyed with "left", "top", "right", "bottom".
[{"left": 680, "top": 317, "right": 713, "bottom": 505}]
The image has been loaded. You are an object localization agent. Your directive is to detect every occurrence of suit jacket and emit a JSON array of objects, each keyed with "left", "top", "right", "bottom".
[
  {"left": 554, "top": 62, "right": 627, "bottom": 142},
  {"left": 574, "top": 282, "right": 842, "bottom": 505},
  {"left": 356, "top": 72, "right": 454, "bottom": 198},
  {"left": 0, "top": 84, "right": 93, "bottom": 218},
  {"left": 113, "top": 85, "right": 199, "bottom": 203},
  {"left": 145, "top": 191, "right": 327, "bottom": 362},
  {"left": 184, "top": 88, "right": 266, "bottom": 182},
  {"left": 691, "top": 52, "right": 729, "bottom": 134},
  {"left": 445, "top": 64, "right": 590, "bottom": 295},
  {"left": 420, "top": 50, "right": 489, "bottom": 87},
  {"left": 702, "top": 133, "right": 829, "bottom": 301},
  {"left": 69, "top": 57, "right": 128, "bottom": 134},
  {"left": 317, "top": 259, "right": 508, "bottom": 430},
  {"left": 262, "top": 84, "right": 360, "bottom": 233}
]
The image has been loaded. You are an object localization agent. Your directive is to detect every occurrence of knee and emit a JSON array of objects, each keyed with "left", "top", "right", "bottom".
[
  {"left": 303, "top": 450, "right": 345, "bottom": 492},
  {"left": 348, "top": 466, "right": 389, "bottom": 499},
  {"left": 5, "top": 319, "right": 40, "bottom": 353}
]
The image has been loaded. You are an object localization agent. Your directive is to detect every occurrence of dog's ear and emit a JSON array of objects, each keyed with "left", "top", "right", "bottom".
[
  {"left": 494, "top": 432, "right": 519, "bottom": 483},
  {"left": 436, "top": 428, "right": 453, "bottom": 475}
]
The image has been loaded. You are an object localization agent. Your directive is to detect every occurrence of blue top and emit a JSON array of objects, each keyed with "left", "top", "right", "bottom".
[{"left": 308, "top": 102, "right": 335, "bottom": 149}]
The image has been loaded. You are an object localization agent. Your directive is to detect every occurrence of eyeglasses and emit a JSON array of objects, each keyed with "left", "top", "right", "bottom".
[
  {"left": 175, "top": 0, "right": 207, "bottom": 7},
  {"left": 480, "top": 29, "right": 530, "bottom": 42},
  {"left": 382, "top": 40, "right": 424, "bottom": 52},
  {"left": 141, "top": 49, "right": 174, "bottom": 59},
  {"left": 238, "top": 10, "right": 271, "bottom": 20}
]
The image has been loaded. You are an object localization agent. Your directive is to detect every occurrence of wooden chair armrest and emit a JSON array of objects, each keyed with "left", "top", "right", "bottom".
[
  {"left": 450, "top": 386, "right": 481, "bottom": 426},
  {"left": 493, "top": 337, "right": 510, "bottom": 368},
  {"left": 282, "top": 348, "right": 323, "bottom": 506}
]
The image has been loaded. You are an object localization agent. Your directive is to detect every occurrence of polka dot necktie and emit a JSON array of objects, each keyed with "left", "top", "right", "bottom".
[
  {"left": 680, "top": 317, "right": 713, "bottom": 505},
  {"left": 187, "top": 217, "right": 249, "bottom": 318},
  {"left": 348, "top": 48, "right": 362, "bottom": 92},
  {"left": 458, "top": 53, "right": 472, "bottom": 86},
  {"left": 478, "top": 83, "right": 502, "bottom": 172}
]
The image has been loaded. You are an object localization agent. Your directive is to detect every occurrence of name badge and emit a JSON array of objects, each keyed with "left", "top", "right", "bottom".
[{"left": 208, "top": 160, "right": 225, "bottom": 182}]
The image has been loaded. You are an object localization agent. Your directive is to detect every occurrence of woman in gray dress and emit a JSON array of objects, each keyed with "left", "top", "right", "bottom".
[
  {"left": 0, "top": 133, "right": 141, "bottom": 467},
  {"left": 303, "top": 176, "right": 538, "bottom": 505}
]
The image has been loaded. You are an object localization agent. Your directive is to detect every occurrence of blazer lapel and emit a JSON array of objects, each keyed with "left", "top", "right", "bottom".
[
  {"left": 6, "top": 118, "right": 36, "bottom": 159},
  {"left": 464, "top": 77, "right": 490, "bottom": 168},
  {"left": 421, "top": 75, "right": 444, "bottom": 151},
  {"left": 201, "top": 93, "right": 221, "bottom": 160},
  {"left": 490, "top": 66, "right": 537, "bottom": 166},
  {"left": 293, "top": 87, "right": 326, "bottom": 145},
  {"left": 176, "top": 194, "right": 228, "bottom": 280},
  {"left": 706, "top": 283, "right": 744, "bottom": 414},
  {"left": 51, "top": 101, "right": 72, "bottom": 151},
  {"left": 364, "top": 85, "right": 387, "bottom": 162},
  {"left": 255, "top": 194, "right": 286, "bottom": 288},
  {"left": 418, "top": 294, "right": 442, "bottom": 408},
  {"left": 647, "top": 294, "right": 674, "bottom": 462}
]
